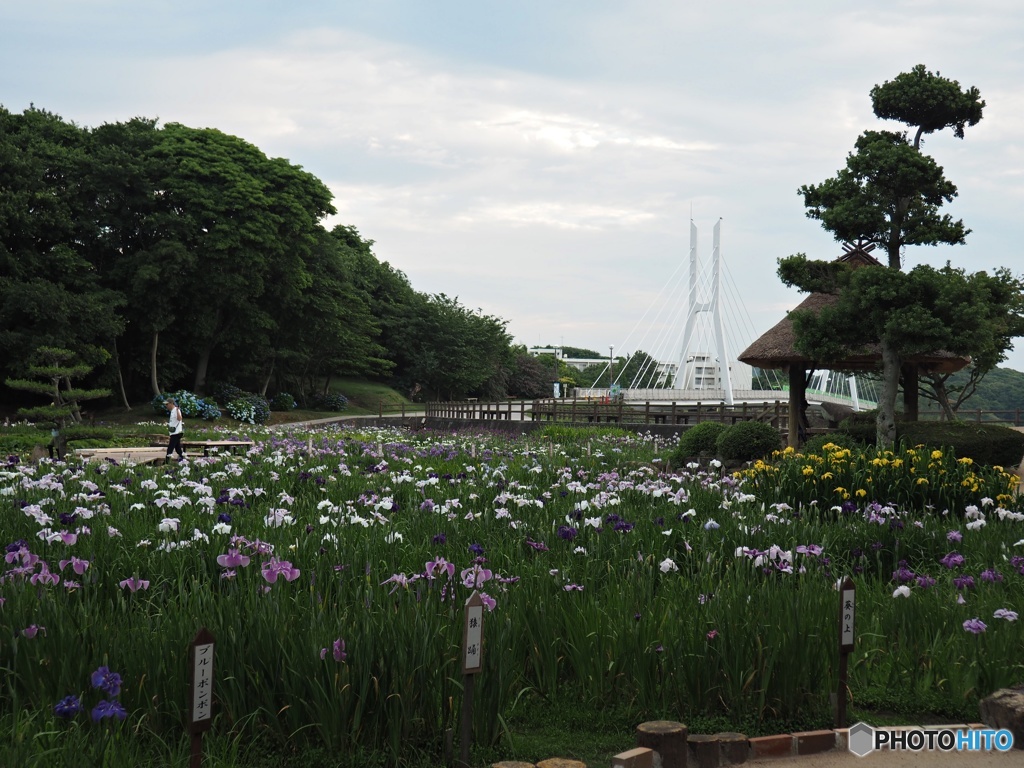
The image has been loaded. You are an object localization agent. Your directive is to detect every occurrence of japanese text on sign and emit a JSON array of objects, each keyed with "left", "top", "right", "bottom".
[
  {"left": 192, "top": 642, "right": 214, "bottom": 723},
  {"left": 840, "top": 588, "right": 855, "bottom": 649},
  {"left": 464, "top": 606, "right": 483, "bottom": 672}
]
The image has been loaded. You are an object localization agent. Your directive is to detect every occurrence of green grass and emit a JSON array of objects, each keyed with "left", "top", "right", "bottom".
[
  {"left": 325, "top": 377, "right": 414, "bottom": 416},
  {"left": 0, "top": 378, "right": 413, "bottom": 451}
]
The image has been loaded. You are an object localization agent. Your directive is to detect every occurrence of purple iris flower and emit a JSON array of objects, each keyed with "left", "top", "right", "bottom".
[
  {"left": 557, "top": 526, "right": 578, "bottom": 541},
  {"left": 119, "top": 576, "right": 150, "bottom": 592},
  {"left": 915, "top": 575, "right": 936, "bottom": 589},
  {"left": 58, "top": 557, "right": 90, "bottom": 575},
  {"left": 424, "top": 557, "right": 455, "bottom": 580},
  {"left": 892, "top": 563, "right": 915, "bottom": 584},
  {"left": 468, "top": 543, "right": 484, "bottom": 556},
  {"left": 91, "top": 699, "right": 127, "bottom": 722},
  {"left": 261, "top": 558, "right": 300, "bottom": 584},
  {"left": 432, "top": 533, "right": 447, "bottom": 545},
  {"left": 460, "top": 564, "right": 493, "bottom": 589},
  {"left": 216, "top": 548, "right": 251, "bottom": 568},
  {"left": 962, "top": 618, "right": 987, "bottom": 635},
  {"left": 320, "top": 638, "right": 347, "bottom": 662},
  {"left": 946, "top": 530, "right": 963, "bottom": 543},
  {"left": 54, "top": 695, "right": 83, "bottom": 719},
  {"left": 953, "top": 574, "right": 975, "bottom": 591},
  {"left": 980, "top": 569, "right": 1003, "bottom": 583},
  {"left": 91, "top": 666, "right": 122, "bottom": 697},
  {"left": 940, "top": 551, "right": 965, "bottom": 569}
]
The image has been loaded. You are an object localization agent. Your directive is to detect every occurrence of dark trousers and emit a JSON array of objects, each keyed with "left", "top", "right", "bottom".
[{"left": 167, "top": 432, "right": 184, "bottom": 458}]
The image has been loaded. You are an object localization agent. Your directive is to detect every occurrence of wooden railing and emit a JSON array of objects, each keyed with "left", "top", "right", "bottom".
[
  {"left": 425, "top": 399, "right": 788, "bottom": 427},
  {"left": 527, "top": 399, "right": 788, "bottom": 426},
  {"left": 423, "top": 399, "right": 1024, "bottom": 430},
  {"left": 425, "top": 399, "right": 529, "bottom": 421}
]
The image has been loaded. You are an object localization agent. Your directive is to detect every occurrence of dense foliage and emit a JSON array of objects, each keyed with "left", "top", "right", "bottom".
[
  {"left": 779, "top": 65, "right": 1024, "bottom": 446},
  {"left": 0, "top": 107, "right": 527, "bottom": 406}
]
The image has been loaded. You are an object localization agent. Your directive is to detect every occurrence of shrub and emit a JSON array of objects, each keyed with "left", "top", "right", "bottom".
[
  {"left": 151, "top": 390, "right": 220, "bottom": 420},
  {"left": 270, "top": 392, "right": 297, "bottom": 412},
  {"left": 314, "top": 392, "right": 349, "bottom": 412},
  {"left": 802, "top": 430, "right": 863, "bottom": 457},
  {"left": 537, "top": 425, "right": 632, "bottom": 442},
  {"left": 210, "top": 382, "right": 245, "bottom": 405},
  {"left": 200, "top": 402, "right": 222, "bottom": 421},
  {"left": 896, "top": 420, "right": 1024, "bottom": 469},
  {"left": 837, "top": 415, "right": 1024, "bottom": 468},
  {"left": 63, "top": 426, "right": 114, "bottom": 443},
  {"left": 716, "top": 420, "right": 781, "bottom": 463},
  {"left": 675, "top": 422, "right": 727, "bottom": 460},
  {"left": 226, "top": 395, "right": 270, "bottom": 425}
]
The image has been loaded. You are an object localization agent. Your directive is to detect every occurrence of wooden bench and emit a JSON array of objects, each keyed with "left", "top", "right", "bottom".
[
  {"left": 74, "top": 447, "right": 186, "bottom": 465},
  {"left": 148, "top": 435, "right": 254, "bottom": 456}
]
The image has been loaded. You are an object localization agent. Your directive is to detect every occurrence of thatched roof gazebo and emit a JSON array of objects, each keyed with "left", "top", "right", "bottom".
[{"left": 738, "top": 244, "right": 970, "bottom": 447}]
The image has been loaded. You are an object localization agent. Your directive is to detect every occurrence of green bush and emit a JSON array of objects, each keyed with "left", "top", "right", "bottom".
[
  {"left": 801, "top": 430, "right": 864, "bottom": 456},
  {"left": 715, "top": 420, "right": 781, "bottom": 463},
  {"left": 226, "top": 395, "right": 271, "bottom": 425},
  {"left": 896, "top": 420, "right": 1024, "bottom": 468},
  {"left": 536, "top": 425, "right": 632, "bottom": 442},
  {"left": 674, "top": 422, "right": 726, "bottom": 460},
  {"left": 313, "top": 392, "right": 349, "bottom": 412},
  {"left": 63, "top": 426, "right": 114, "bottom": 443},
  {"left": 836, "top": 415, "right": 1024, "bottom": 468},
  {"left": 270, "top": 392, "right": 297, "bottom": 412}
]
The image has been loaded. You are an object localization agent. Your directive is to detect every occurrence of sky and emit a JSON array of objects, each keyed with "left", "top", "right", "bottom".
[{"left": 4, "top": 1, "right": 1024, "bottom": 371}]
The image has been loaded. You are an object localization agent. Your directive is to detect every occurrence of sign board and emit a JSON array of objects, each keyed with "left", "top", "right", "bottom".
[
  {"left": 839, "top": 578, "right": 855, "bottom": 652},
  {"left": 189, "top": 627, "right": 215, "bottom": 732},
  {"left": 553, "top": 382, "right": 561, "bottom": 398},
  {"left": 462, "top": 591, "right": 484, "bottom": 674}
]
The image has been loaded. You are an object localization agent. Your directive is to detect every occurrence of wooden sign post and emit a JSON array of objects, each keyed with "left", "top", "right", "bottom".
[
  {"left": 188, "top": 627, "right": 215, "bottom": 768},
  {"left": 836, "top": 578, "right": 855, "bottom": 728},
  {"left": 459, "top": 591, "right": 485, "bottom": 768}
]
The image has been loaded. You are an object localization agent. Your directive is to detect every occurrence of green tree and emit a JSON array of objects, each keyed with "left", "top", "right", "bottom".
[
  {"left": 507, "top": 349, "right": 557, "bottom": 398},
  {"left": 266, "top": 228, "right": 392, "bottom": 401},
  {"left": 5, "top": 347, "right": 110, "bottom": 458},
  {"left": 614, "top": 350, "right": 665, "bottom": 389},
  {"left": 782, "top": 66, "right": 994, "bottom": 446},
  {"left": 147, "top": 124, "right": 335, "bottom": 394},
  {"left": 0, "top": 107, "right": 126, "bottom": 384},
  {"left": 389, "top": 293, "right": 512, "bottom": 400}
]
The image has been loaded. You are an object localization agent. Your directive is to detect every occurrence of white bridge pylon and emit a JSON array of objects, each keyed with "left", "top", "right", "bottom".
[{"left": 674, "top": 219, "right": 735, "bottom": 404}]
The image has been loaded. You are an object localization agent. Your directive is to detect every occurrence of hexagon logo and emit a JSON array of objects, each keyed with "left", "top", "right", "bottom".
[{"left": 849, "top": 722, "right": 875, "bottom": 758}]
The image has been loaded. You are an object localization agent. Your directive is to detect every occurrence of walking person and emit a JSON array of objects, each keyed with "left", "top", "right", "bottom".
[{"left": 165, "top": 397, "right": 185, "bottom": 462}]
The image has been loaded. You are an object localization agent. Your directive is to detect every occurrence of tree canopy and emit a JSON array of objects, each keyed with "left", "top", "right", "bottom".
[
  {"left": 780, "top": 66, "right": 1021, "bottom": 446},
  {"left": 0, "top": 105, "right": 521, "bottom": 407}
]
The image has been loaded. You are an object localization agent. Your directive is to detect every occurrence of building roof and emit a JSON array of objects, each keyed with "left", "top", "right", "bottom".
[{"left": 737, "top": 246, "right": 970, "bottom": 374}]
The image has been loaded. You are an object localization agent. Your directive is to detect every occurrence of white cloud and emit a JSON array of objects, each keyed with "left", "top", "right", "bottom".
[{"left": 4, "top": 2, "right": 1024, "bottom": 367}]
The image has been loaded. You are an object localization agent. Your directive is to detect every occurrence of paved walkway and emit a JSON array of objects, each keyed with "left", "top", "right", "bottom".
[{"left": 747, "top": 747, "right": 1021, "bottom": 766}]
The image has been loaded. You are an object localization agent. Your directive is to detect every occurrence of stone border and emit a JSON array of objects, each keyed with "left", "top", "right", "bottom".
[{"left": 491, "top": 721, "right": 995, "bottom": 768}]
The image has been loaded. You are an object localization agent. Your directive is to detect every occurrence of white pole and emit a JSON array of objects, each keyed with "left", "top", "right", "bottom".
[
  {"left": 849, "top": 375, "right": 861, "bottom": 411},
  {"left": 710, "top": 220, "right": 734, "bottom": 405}
]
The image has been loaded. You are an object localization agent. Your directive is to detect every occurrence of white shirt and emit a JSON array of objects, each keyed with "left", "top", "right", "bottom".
[{"left": 168, "top": 406, "right": 184, "bottom": 435}]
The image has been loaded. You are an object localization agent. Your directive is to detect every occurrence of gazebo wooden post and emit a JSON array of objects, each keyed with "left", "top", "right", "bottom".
[
  {"left": 902, "top": 362, "right": 919, "bottom": 421},
  {"left": 787, "top": 364, "right": 804, "bottom": 449}
]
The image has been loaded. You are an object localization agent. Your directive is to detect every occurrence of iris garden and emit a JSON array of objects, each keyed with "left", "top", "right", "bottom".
[{"left": 2, "top": 425, "right": 1023, "bottom": 766}]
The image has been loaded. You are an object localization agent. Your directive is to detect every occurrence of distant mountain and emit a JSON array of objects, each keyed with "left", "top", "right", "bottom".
[{"left": 925, "top": 366, "right": 1024, "bottom": 414}]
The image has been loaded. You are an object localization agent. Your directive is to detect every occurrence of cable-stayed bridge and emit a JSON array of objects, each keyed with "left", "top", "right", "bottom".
[{"left": 572, "top": 220, "right": 877, "bottom": 410}]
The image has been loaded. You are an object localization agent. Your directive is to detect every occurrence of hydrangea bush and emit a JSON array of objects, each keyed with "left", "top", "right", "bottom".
[
  {"left": 226, "top": 394, "right": 271, "bottom": 424},
  {"left": 314, "top": 392, "right": 348, "bottom": 411}
]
